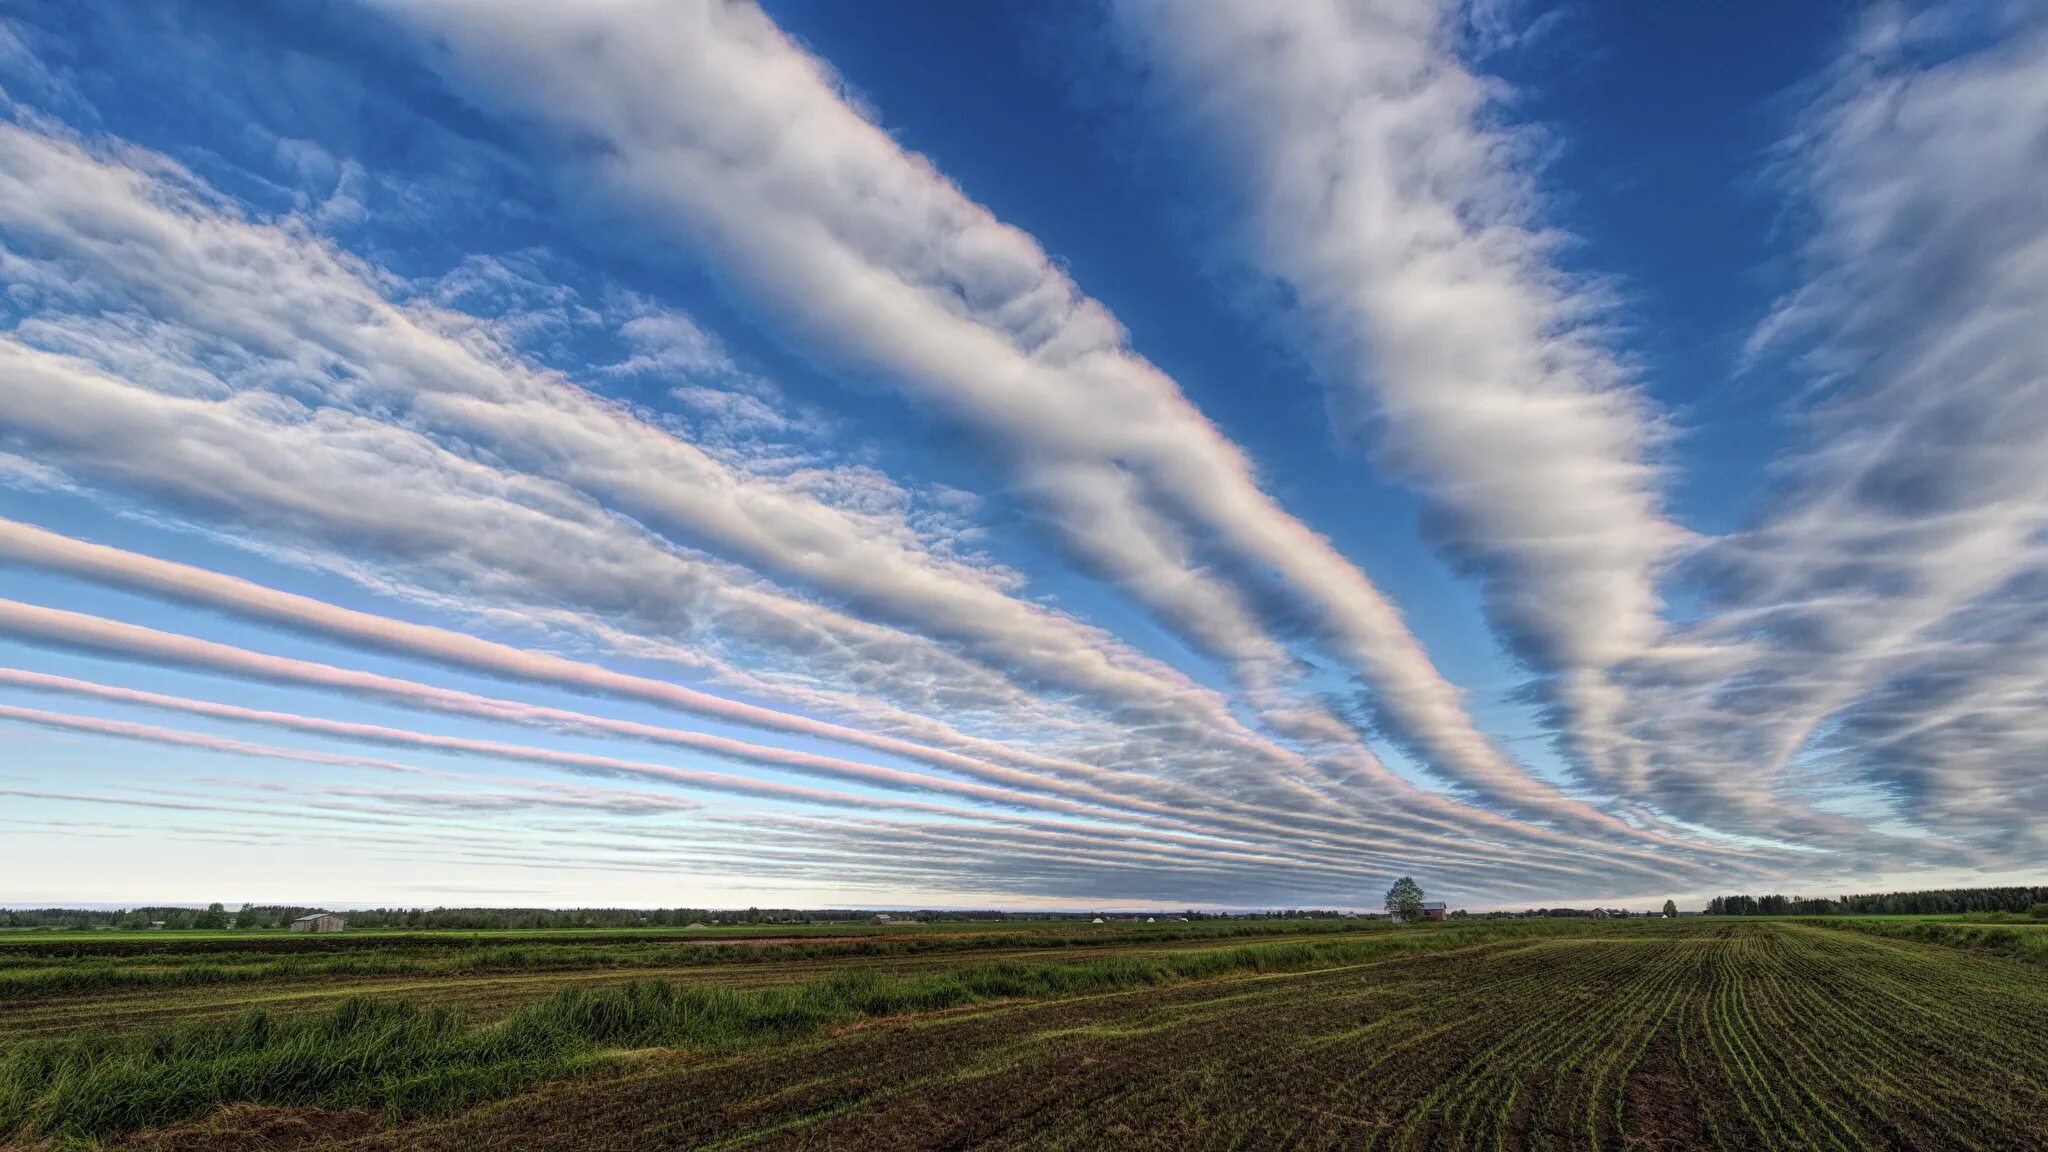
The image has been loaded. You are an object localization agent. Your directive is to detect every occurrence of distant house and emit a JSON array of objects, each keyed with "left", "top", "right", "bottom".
[
  {"left": 289, "top": 912, "right": 346, "bottom": 933},
  {"left": 685, "top": 922, "right": 709, "bottom": 929},
  {"left": 1090, "top": 917, "right": 1105, "bottom": 924},
  {"left": 1393, "top": 903, "right": 1448, "bottom": 925},
  {"left": 870, "top": 913, "right": 893, "bottom": 924}
]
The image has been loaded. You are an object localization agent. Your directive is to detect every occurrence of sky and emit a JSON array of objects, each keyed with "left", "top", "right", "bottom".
[{"left": 1, "top": 0, "right": 2043, "bottom": 911}]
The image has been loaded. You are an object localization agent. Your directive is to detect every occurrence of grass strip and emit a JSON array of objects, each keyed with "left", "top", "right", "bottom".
[
  {"left": 1805, "top": 917, "right": 2048, "bottom": 966},
  {"left": 0, "top": 924, "right": 1551, "bottom": 1141},
  {"left": 0, "top": 920, "right": 1461, "bottom": 1000}
]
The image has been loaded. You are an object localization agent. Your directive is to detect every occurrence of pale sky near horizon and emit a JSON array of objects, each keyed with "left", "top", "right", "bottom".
[{"left": 1, "top": 1, "right": 2044, "bottom": 912}]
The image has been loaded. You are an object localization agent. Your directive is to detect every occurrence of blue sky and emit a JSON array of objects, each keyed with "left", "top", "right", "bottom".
[{"left": 1, "top": 0, "right": 2042, "bottom": 911}]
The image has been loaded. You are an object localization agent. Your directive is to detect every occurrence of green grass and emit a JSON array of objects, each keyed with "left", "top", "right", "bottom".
[
  {"left": 0, "top": 924, "right": 1561, "bottom": 1140},
  {"left": 0, "top": 919, "right": 1404, "bottom": 1001},
  {"left": 352, "top": 921, "right": 2048, "bottom": 1152},
  {"left": 1809, "top": 914, "right": 2048, "bottom": 964},
  {"left": 7, "top": 919, "right": 2045, "bottom": 1150}
]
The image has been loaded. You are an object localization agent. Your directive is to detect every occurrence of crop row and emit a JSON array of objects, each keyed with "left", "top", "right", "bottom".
[
  {"left": 0, "top": 922, "right": 1561, "bottom": 1140},
  {"left": 0, "top": 920, "right": 1567, "bottom": 1000},
  {"left": 1807, "top": 915, "right": 2048, "bottom": 965},
  {"left": 16, "top": 921, "right": 2043, "bottom": 1150},
  {"left": 417, "top": 923, "right": 2036, "bottom": 1152}
]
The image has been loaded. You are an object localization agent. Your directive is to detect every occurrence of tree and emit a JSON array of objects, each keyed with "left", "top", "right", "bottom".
[
  {"left": 1662, "top": 899, "right": 1679, "bottom": 918},
  {"left": 1384, "top": 877, "right": 1425, "bottom": 921}
]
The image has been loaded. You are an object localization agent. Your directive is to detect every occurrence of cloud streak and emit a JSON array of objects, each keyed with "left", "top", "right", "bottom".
[
  {"left": 0, "top": 695, "right": 1467, "bottom": 890},
  {"left": 382, "top": 0, "right": 1635, "bottom": 833},
  {"left": 1612, "top": 6, "right": 2048, "bottom": 856},
  {"left": 0, "top": 116, "right": 1348, "bottom": 814},
  {"left": 0, "top": 601, "right": 1705, "bottom": 888},
  {"left": 6, "top": 1, "right": 2030, "bottom": 905},
  {"left": 1109, "top": 0, "right": 1682, "bottom": 795}
]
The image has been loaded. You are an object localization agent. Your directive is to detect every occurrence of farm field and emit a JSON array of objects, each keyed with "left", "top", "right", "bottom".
[
  {"left": 4, "top": 918, "right": 2046, "bottom": 1150},
  {"left": 0, "top": 919, "right": 1388, "bottom": 1042}
]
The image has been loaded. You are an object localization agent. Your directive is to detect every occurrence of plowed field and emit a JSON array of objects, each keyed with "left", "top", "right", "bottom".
[{"left": 6, "top": 920, "right": 2044, "bottom": 1150}]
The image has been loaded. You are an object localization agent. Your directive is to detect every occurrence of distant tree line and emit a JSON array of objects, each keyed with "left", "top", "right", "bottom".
[
  {"left": 234, "top": 906, "right": 1235, "bottom": 928},
  {"left": 234, "top": 906, "right": 1119, "bottom": 929},
  {"left": 0, "top": 904, "right": 235, "bottom": 930},
  {"left": 1704, "top": 886, "right": 2048, "bottom": 916},
  {"left": 0, "top": 905, "right": 1239, "bottom": 930},
  {"left": 1487, "top": 908, "right": 1640, "bottom": 918},
  {"left": 18, "top": 887, "right": 2030, "bottom": 931}
]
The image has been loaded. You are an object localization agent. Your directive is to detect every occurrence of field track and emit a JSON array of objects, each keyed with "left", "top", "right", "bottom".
[
  {"left": 327, "top": 924, "right": 2047, "bottom": 1151},
  {"left": 5, "top": 920, "right": 2045, "bottom": 1150},
  {"left": 0, "top": 938, "right": 1335, "bottom": 1042}
]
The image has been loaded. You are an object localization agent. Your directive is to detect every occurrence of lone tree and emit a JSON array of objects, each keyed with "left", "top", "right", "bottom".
[
  {"left": 1662, "top": 899, "right": 1679, "bottom": 918},
  {"left": 1385, "top": 876, "right": 1425, "bottom": 920}
]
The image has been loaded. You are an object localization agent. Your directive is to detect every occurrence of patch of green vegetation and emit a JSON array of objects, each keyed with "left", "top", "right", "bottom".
[
  {"left": 0, "top": 919, "right": 1415, "bottom": 1002},
  {"left": 1812, "top": 914, "right": 2048, "bottom": 965},
  {"left": 13, "top": 919, "right": 2046, "bottom": 1149},
  {"left": 0, "top": 924, "right": 1561, "bottom": 1140},
  {"left": 323, "top": 922, "right": 2048, "bottom": 1152}
]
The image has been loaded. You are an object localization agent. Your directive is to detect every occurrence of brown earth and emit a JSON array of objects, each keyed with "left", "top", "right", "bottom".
[
  {"left": 17, "top": 923, "right": 2048, "bottom": 1151},
  {"left": 112, "top": 1107, "right": 381, "bottom": 1152}
]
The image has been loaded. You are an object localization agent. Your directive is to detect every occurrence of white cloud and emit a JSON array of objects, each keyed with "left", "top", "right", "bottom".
[
  {"left": 1110, "top": 0, "right": 1681, "bottom": 798},
  {"left": 0, "top": 594, "right": 1696, "bottom": 888},
  {"left": 0, "top": 116, "right": 1385, "bottom": 820},
  {"left": 1611, "top": 6, "right": 2048, "bottom": 856},
  {"left": 380, "top": 0, "right": 1640, "bottom": 837}
]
